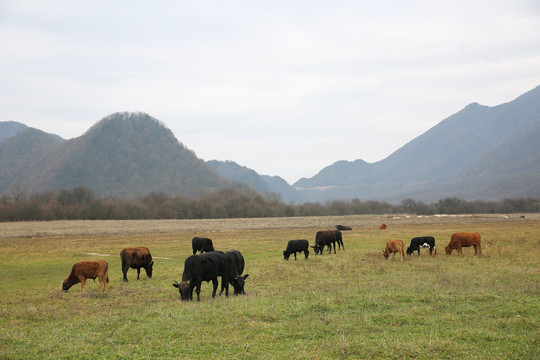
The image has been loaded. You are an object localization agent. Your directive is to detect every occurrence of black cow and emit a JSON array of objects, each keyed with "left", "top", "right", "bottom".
[
  {"left": 173, "top": 251, "right": 245, "bottom": 301},
  {"left": 192, "top": 237, "right": 215, "bottom": 254},
  {"left": 223, "top": 249, "right": 249, "bottom": 295},
  {"left": 335, "top": 225, "right": 352, "bottom": 231},
  {"left": 333, "top": 230, "right": 345, "bottom": 250},
  {"left": 406, "top": 236, "right": 436, "bottom": 256},
  {"left": 311, "top": 230, "right": 336, "bottom": 255},
  {"left": 283, "top": 239, "right": 309, "bottom": 260},
  {"left": 120, "top": 247, "right": 153, "bottom": 282}
]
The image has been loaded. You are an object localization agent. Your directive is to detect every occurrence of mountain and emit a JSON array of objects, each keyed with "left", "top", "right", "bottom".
[
  {"left": 294, "top": 85, "right": 540, "bottom": 203},
  {"left": 2, "top": 85, "right": 539, "bottom": 203},
  {"left": 0, "top": 112, "right": 230, "bottom": 197},
  {"left": 0, "top": 121, "right": 28, "bottom": 142},
  {"left": 207, "top": 160, "right": 302, "bottom": 203}
]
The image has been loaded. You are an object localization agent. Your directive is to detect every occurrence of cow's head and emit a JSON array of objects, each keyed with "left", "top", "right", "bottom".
[
  {"left": 173, "top": 280, "right": 193, "bottom": 301},
  {"left": 406, "top": 247, "right": 413, "bottom": 255},
  {"left": 147, "top": 261, "right": 154, "bottom": 278},
  {"left": 283, "top": 251, "right": 290, "bottom": 260},
  {"left": 310, "top": 245, "right": 322, "bottom": 255},
  {"left": 382, "top": 249, "right": 389, "bottom": 259},
  {"left": 62, "top": 280, "right": 72, "bottom": 292},
  {"left": 231, "top": 274, "right": 249, "bottom": 295},
  {"left": 445, "top": 246, "right": 452, "bottom": 255},
  {"left": 62, "top": 274, "right": 77, "bottom": 292}
]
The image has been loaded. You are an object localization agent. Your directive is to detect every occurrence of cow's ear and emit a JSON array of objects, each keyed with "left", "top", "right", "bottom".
[
  {"left": 172, "top": 282, "right": 179, "bottom": 288},
  {"left": 243, "top": 274, "right": 249, "bottom": 280}
]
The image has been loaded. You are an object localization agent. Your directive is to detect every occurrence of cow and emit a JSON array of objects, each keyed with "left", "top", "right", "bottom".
[
  {"left": 383, "top": 240, "right": 404, "bottom": 261},
  {"left": 379, "top": 223, "right": 387, "bottom": 230},
  {"left": 223, "top": 249, "right": 249, "bottom": 295},
  {"left": 445, "top": 232, "right": 482, "bottom": 255},
  {"left": 311, "top": 230, "right": 336, "bottom": 255},
  {"left": 62, "top": 260, "right": 109, "bottom": 292},
  {"left": 334, "top": 230, "right": 345, "bottom": 250},
  {"left": 335, "top": 225, "right": 352, "bottom": 231},
  {"left": 120, "top": 247, "right": 153, "bottom": 282},
  {"left": 406, "top": 236, "right": 436, "bottom": 256},
  {"left": 173, "top": 251, "right": 245, "bottom": 301},
  {"left": 283, "top": 239, "right": 310, "bottom": 260},
  {"left": 192, "top": 237, "right": 215, "bottom": 254}
]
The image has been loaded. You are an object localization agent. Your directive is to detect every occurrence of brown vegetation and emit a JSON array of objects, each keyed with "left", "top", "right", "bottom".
[{"left": 1, "top": 185, "right": 540, "bottom": 222}]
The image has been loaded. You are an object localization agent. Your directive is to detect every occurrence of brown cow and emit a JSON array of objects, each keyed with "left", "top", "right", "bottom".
[
  {"left": 62, "top": 260, "right": 109, "bottom": 292},
  {"left": 445, "top": 232, "right": 482, "bottom": 255},
  {"left": 120, "top": 247, "right": 153, "bottom": 282},
  {"left": 383, "top": 240, "right": 404, "bottom": 261},
  {"left": 379, "top": 223, "right": 387, "bottom": 230}
]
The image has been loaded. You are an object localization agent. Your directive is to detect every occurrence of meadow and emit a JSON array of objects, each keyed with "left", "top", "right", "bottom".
[{"left": 1, "top": 214, "right": 539, "bottom": 359}]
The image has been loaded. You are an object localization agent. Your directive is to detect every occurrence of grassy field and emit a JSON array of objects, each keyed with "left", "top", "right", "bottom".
[{"left": 1, "top": 215, "right": 539, "bottom": 359}]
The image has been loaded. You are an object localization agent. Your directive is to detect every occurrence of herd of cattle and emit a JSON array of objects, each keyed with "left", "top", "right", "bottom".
[{"left": 61, "top": 225, "right": 482, "bottom": 301}]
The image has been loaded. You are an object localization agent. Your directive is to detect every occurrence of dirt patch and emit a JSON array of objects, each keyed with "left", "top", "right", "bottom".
[{"left": 0, "top": 213, "right": 537, "bottom": 238}]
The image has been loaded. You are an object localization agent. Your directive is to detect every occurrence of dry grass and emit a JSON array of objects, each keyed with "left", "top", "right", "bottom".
[
  {"left": 1, "top": 213, "right": 537, "bottom": 238},
  {"left": 1, "top": 215, "right": 539, "bottom": 359}
]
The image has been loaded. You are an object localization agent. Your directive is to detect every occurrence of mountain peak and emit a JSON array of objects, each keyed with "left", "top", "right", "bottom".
[{"left": 103, "top": 111, "right": 152, "bottom": 121}]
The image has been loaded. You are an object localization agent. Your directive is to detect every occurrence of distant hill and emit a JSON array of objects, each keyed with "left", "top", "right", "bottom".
[
  {"left": 294, "top": 85, "right": 540, "bottom": 203},
  {"left": 0, "top": 112, "right": 230, "bottom": 197},
  {"left": 0, "top": 121, "right": 28, "bottom": 142},
  {"left": 207, "top": 160, "right": 302, "bottom": 203},
  {"left": 2, "top": 85, "right": 539, "bottom": 203}
]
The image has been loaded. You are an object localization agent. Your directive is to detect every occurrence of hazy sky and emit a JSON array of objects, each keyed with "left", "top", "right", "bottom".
[{"left": 2, "top": 1, "right": 540, "bottom": 184}]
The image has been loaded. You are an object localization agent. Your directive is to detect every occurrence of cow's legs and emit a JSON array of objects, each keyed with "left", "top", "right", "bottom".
[
  {"left": 80, "top": 277, "right": 86, "bottom": 292},
  {"left": 219, "top": 278, "right": 230, "bottom": 297},
  {"left": 294, "top": 252, "right": 297, "bottom": 260},
  {"left": 477, "top": 244, "right": 482, "bottom": 255},
  {"left": 137, "top": 268, "right": 141, "bottom": 280},
  {"left": 211, "top": 278, "right": 219, "bottom": 298},
  {"left": 195, "top": 284, "right": 202, "bottom": 301},
  {"left": 122, "top": 265, "right": 129, "bottom": 282}
]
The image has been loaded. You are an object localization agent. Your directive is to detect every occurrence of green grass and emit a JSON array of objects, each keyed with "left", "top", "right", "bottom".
[{"left": 1, "top": 219, "right": 539, "bottom": 359}]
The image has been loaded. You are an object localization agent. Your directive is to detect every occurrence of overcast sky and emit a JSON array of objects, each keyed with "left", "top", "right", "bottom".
[{"left": 2, "top": 1, "right": 540, "bottom": 184}]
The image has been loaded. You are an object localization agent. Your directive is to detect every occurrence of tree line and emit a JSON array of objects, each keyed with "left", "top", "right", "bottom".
[{"left": 1, "top": 186, "right": 539, "bottom": 222}]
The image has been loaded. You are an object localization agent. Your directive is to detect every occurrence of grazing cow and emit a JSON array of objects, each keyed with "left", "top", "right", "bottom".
[
  {"left": 192, "top": 237, "right": 215, "bottom": 254},
  {"left": 120, "top": 247, "right": 153, "bottom": 282},
  {"left": 445, "top": 232, "right": 482, "bottom": 255},
  {"left": 223, "top": 249, "right": 249, "bottom": 295},
  {"left": 62, "top": 260, "right": 109, "bottom": 292},
  {"left": 283, "top": 239, "right": 310, "bottom": 260},
  {"left": 383, "top": 240, "right": 404, "bottom": 261},
  {"left": 379, "top": 223, "right": 387, "bottom": 230},
  {"left": 334, "top": 230, "right": 345, "bottom": 250},
  {"left": 173, "top": 251, "right": 245, "bottom": 301},
  {"left": 406, "top": 236, "right": 436, "bottom": 256},
  {"left": 311, "top": 230, "right": 336, "bottom": 255},
  {"left": 335, "top": 225, "right": 352, "bottom": 231}
]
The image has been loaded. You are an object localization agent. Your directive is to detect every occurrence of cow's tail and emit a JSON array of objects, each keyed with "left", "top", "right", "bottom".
[{"left": 105, "top": 262, "right": 109, "bottom": 283}]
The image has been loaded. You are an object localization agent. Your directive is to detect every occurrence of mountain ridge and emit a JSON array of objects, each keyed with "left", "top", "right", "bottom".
[
  {"left": 292, "top": 85, "right": 540, "bottom": 202},
  {"left": 0, "top": 112, "right": 231, "bottom": 197},
  {"left": 1, "top": 85, "right": 539, "bottom": 203}
]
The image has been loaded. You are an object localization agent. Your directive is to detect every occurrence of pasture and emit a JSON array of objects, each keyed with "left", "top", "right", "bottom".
[{"left": 1, "top": 214, "right": 539, "bottom": 359}]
